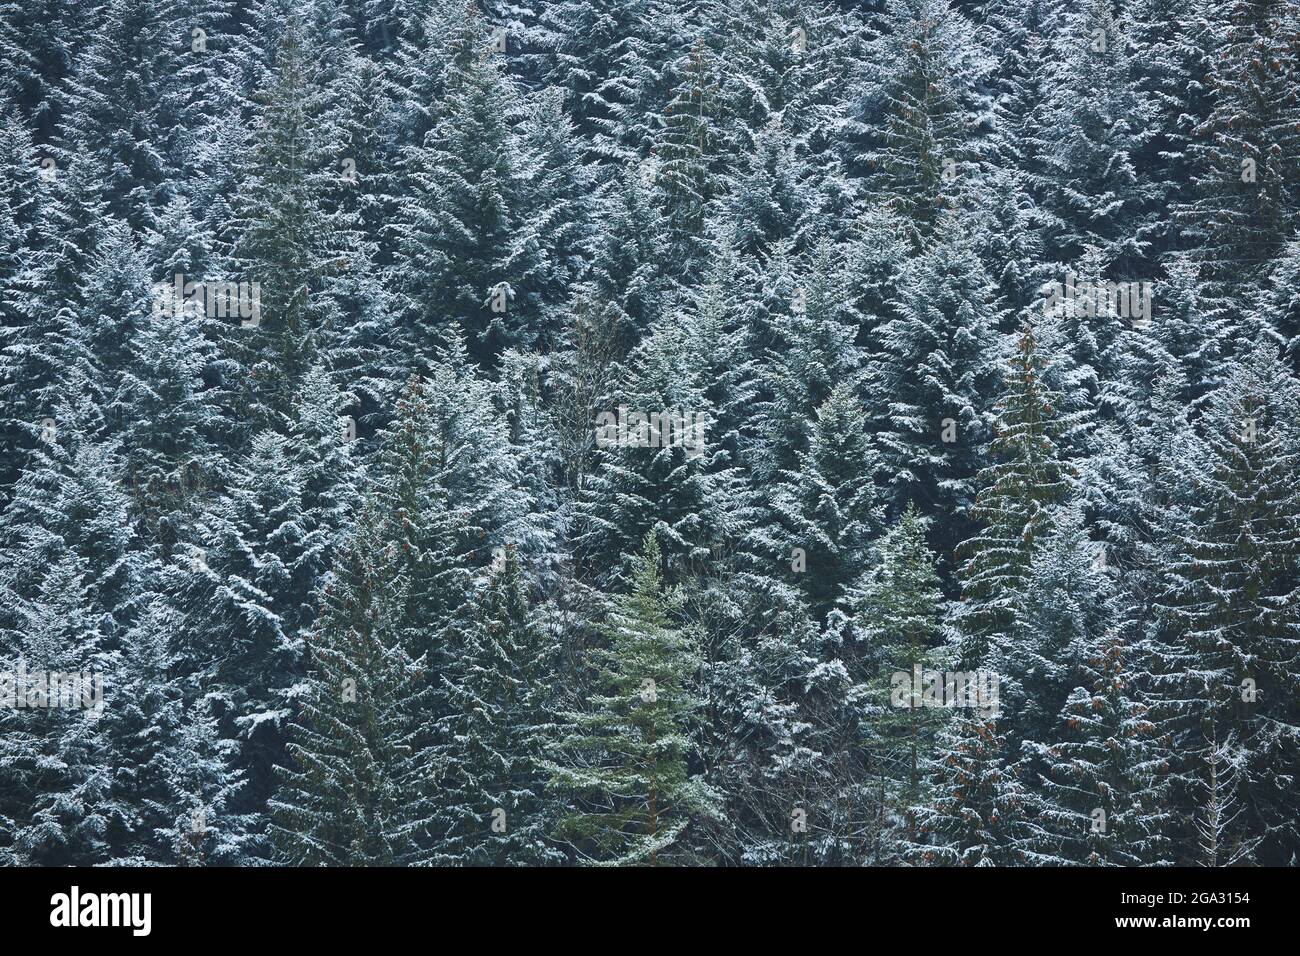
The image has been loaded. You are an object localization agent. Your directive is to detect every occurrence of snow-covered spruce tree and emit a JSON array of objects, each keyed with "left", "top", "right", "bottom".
[
  {"left": 367, "top": 355, "right": 538, "bottom": 692},
  {"left": 1037, "top": 0, "right": 1159, "bottom": 275},
  {"left": 606, "top": 0, "right": 700, "bottom": 166},
  {"left": 573, "top": 291, "right": 758, "bottom": 588},
  {"left": 174, "top": 362, "right": 361, "bottom": 826},
  {"left": 0, "top": 392, "right": 141, "bottom": 648},
  {"left": 706, "top": 0, "right": 858, "bottom": 237},
  {"left": 1126, "top": 0, "right": 1218, "bottom": 257},
  {"left": 387, "top": 0, "right": 485, "bottom": 150},
  {"left": 101, "top": 595, "right": 187, "bottom": 864},
  {"left": 150, "top": 695, "right": 252, "bottom": 867},
  {"left": 1191, "top": 724, "right": 1263, "bottom": 867},
  {"left": 429, "top": 545, "right": 564, "bottom": 865},
  {"left": 1174, "top": 0, "right": 1300, "bottom": 297},
  {"left": 674, "top": 241, "right": 761, "bottom": 476},
  {"left": 824, "top": 209, "right": 900, "bottom": 370},
  {"left": 370, "top": 375, "right": 474, "bottom": 650},
  {"left": 984, "top": 503, "right": 1173, "bottom": 866},
  {"left": 843, "top": 0, "right": 985, "bottom": 250},
  {"left": 545, "top": 165, "right": 673, "bottom": 495},
  {"left": 1034, "top": 243, "right": 1141, "bottom": 465},
  {"left": 980, "top": 1, "right": 1079, "bottom": 318},
  {"left": 868, "top": 218, "right": 1000, "bottom": 559},
  {"left": 0, "top": 104, "right": 53, "bottom": 488},
  {"left": 301, "top": 17, "right": 394, "bottom": 424},
  {"left": 503, "top": 84, "right": 595, "bottom": 354},
  {"left": 395, "top": 12, "right": 526, "bottom": 366},
  {"left": 1146, "top": 342, "right": 1300, "bottom": 864},
  {"left": 65, "top": 220, "right": 158, "bottom": 424},
  {"left": 1121, "top": 252, "right": 1231, "bottom": 416},
  {"left": 546, "top": 531, "right": 719, "bottom": 865},
  {"left": 722, "top": 116, "right": 819, "bottom": 259},
  {"left": 178, "top": 430, "right": 311, "bottom": 824},
  {"left": 536, "top": 0, "right": 650, "bottom": 152},
  {"left": 226, "top": 9, "right": 352, "bottom": 427},
  {"left": 167, "top": 0, "right": 241, "bottom": 166},
  {"left": 835, "top": 504, "right": 946, "bottom": 838},
  {"left": 112, "top": 251, "right": 225, "bottom": 553},
  {"left": 961, "top": 165, "right": 1055, "bottom": 337},
  {"left": 1019, "top": 627, "right": 1175, "bottom": 867},
  {"left": 538, "top": 0, "right": 691, "bottom": 165},
  {"left": 766, "top": 380, "right": 883, "bottom": 623},
  {"left": 0, "top": 553, "right": 120, "bottom": 866},
  {"left": 0, "top": 0, "right": 97, "bottom": 138},
  {"left": 564, "top": 163, "right": 670, "bottom": 361},
  {"left": 983, "top": 0, "right": 1059, "bottom": 182},
  {"left": 364, "top": 353, "right": 541, "bottom": 855},
  {"left": 987, "top": 504, "right": 1112, "bottom": 766},
  {"left": 0, "top": 150, "right": 108, "bottom": 471},
  {"left": 904, "top": 713, "right": 1033, "bottom": 867},
  {"left": 49, "top": 0, "right": 196, "bottom": 234},
  {"left": 268, "top": 500, "right": 429, "bottom": 866},
  {"left": 288, "top": 364, "right": 364, "bottom": 599},
  {"left": 494, "top": 347, "right": 562, "bottom": 540},
  {"left": 3, "top": 216, "right": 118, "bottom": 504},
  {"left": 105, "top": 597, "right": 251, "bottom": 865},
  {"left": 393, "top": 333, "right": 536, "bottom": 565},
  {"left": 325, "top": 44, "right": 402, "bottom": 274},
  {"left": 548, "top": 292, "right": 625, "bottom": 498},
  {"left": 1256, "top": 235, "right": 1300, "bottom": 377},
  {"left": 1117, "top": 363, "right": 1200, "bottom": 574},
  {"left": 756, "top": 237, "right": 864, "bottom": 484},
  {"left": 697, "top": 0, "right": 799, "bottom": 146},
  {"left": 953, "top": 322, "right": 1070, "bottom": 668},
  {"left": 652, "top": 39, "right": 727, "bottom": 283},
  {"left": 701, "top": 600, "right": 876, "bottom": 865}
]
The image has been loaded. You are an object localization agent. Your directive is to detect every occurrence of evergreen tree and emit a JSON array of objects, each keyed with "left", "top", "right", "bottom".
[
  {"left": 227, "top": 9, "right": 351, "bottom": 425},
  {"left": 756, "top": 238, "right": 863, "bottom": 483},
  {"left": 547, "top": 531, "right": 720, "bottom": 864},
  {"left": 51, "top": 0, "right": 192, "bottom": 233},
  {"left": 430, "top": 545, "right": 564, "bottom": 865},
  {"left": 0, "top": 554, "right": 120, "bottom": 865},
  {"left": 905, "top": 714, "right": 1032, "bottom": 867},
  {"left": 988, "top": 505, "right": 1111, "bottom": 761},
  {"left": 567, "top": 164, "right": 670, "bottom": 358},
  {"left": 652, "top": 40, "right": 726, "bottom": 280},
  {"left": 844, "top": 0, "right": 985, "bottom": 249},
  {"left": 766, "top": 381, "right": 883, "bottom": 621},
  {"left": 953, "top": 323, "right": 1070, "bottom": 666},
  {"left": 1038, "top": 0, "right": 1159, "bottom": 273},
  {"left": 268, "top": 501, "right": 428, "bottom": 865},
  {"left": 836, "top": 505, "right": 946, "bottom": 835},
  {"left": 1021, "top": 628, "right": 1174, "bottom": 866},
  {"left": 396, "top": 16, "right": 523, "bottom": 364},
  {"left": 1147, "top": 343, "right": 1300, "bottom": 864},
  {"left": 1122, "top": 253, "right": 1230, "bottom": 414},
  {"left": 869, "top": 220, "right": 1001, "bottom": 557},
  {"left": 1175, "top": 0, "right": 1300, "bottom": 296},
  {"left": 2, "top": 0, "right": 1298, "bottom": 870},
  {"left": 1257, "top": 236, "right": 1300, "bottom": 376},
  {"left": 151, "top": 696, "right": 252, "bottom": 866},
  {"left": 574, "top": 297, "right": 758, "bottom": 587}
]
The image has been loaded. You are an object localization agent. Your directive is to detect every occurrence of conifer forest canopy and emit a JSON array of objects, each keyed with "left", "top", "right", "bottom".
[{"left": 1, "top": 0, "right": 1299, "bottom": 867}]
